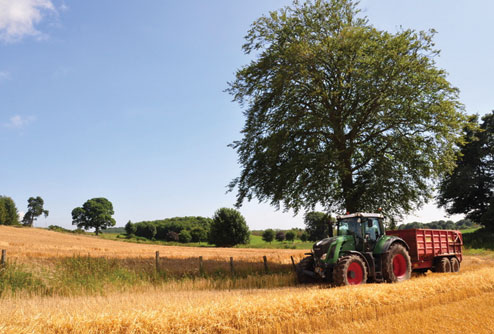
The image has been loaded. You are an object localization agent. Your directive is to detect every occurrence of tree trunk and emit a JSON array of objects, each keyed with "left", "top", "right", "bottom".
[
  {"left": 339, "top": 150, "right": 358, "bottom": 213},
  {"left": 95, "top": 227, "right": 99, "bottom": 236}
]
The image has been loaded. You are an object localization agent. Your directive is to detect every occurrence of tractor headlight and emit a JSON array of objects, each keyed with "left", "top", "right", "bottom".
[{"left": 321, "top": 253, "right": 327, "bottom": 260}]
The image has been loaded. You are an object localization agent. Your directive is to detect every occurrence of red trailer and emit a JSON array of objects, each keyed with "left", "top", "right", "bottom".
[{"left": 386, "top": 229, "right": 463, "bottom": 273}]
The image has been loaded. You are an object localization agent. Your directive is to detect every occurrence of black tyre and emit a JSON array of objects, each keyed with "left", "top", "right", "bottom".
[
  {"left": 296, "top": 256, "right": 317, "bottom": 283},
  {"left": 382, "top": 243, "right": 411, "bottom": 283},
  {"left": 435, "top": 257, "right": 451, "bottom": 273},
  {"left": 450, "top": 257, "right": 460, "bottom": 272},
  {"left": 332, "top": 255, "right": 368, "bottom": 286}
]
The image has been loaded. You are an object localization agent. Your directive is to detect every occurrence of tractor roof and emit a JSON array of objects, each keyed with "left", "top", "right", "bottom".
[{"left": 337, "top": 212, "right": 384, "bottom": 220}]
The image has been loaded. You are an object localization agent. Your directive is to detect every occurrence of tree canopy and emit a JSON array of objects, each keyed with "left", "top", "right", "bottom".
[
  {"left": 22, "top": 196, "right": 49, "bottom": 227},
  {"left": 71, "top": 198, "right": 116, "bottom": 235},
  {"left": 208, "top": 208, "right": 250, "bottom": 247},
  {"left": 304, "top": 211, "right": 333, "bottom": 241},
  {"left": 132, "top": 216, "right": 212, "bottom": 241},
  {"left": 227, "top": 0, "right": 467, "bottom": 217},
  {"left": 438, "top": 111, "right": 494, "bottom": 230},
  {"left": 0, "top": 196, "right": 19, "bottom": 226},
  {"left": 262, "top": 229, "right": 275, "bottom": 243}
]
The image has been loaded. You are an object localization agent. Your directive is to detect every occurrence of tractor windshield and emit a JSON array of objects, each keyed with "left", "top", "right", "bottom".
[{"left": 337, "top": 218, "right": 362, "bottom": 238}]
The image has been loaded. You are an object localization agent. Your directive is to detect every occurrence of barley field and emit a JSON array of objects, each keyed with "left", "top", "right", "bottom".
[
  {"left": 1, "top": 261, "right": 493, "bottom": 334},
  {"left": 0, "top": 226, "right": 305, "bottom": 262},
  {"left": 1, "top": 225, "right": 494, "bottom": 334}
]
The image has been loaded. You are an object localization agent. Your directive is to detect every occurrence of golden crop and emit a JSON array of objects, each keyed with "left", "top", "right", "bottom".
[
  {"left": 0, "top": 225, "right": 305, "bottom": 263},
  {"left": 1, "top": 264, "right": 493, "bottom": 334},
  {"left": 1, "top": 225, "right": 494, "bottom": 334}
]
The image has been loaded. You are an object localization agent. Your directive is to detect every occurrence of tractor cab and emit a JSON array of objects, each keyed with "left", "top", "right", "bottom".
[{"left": 336, "top": 213, "right": 385, "bottom": 252}]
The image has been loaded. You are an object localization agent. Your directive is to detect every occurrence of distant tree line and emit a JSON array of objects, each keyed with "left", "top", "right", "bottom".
[
  {"left": 126, "top": 216, "right": 212, "bottom": 243},
  {"left": 397, "top": 219, "right": 476, "bottom": 231},
  {"left": 124, "top": 208, "right": 250, "bottom": 247}
]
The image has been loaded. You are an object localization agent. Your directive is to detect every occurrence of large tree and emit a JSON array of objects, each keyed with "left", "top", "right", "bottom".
[
  {"left": 438, "top": 112, "right": 494, "bottom": 230},
  {"left": 71, "top": 198, "right": 116, "bottom": 235},
  {"left": 0, "top": 196, "right": 19, "bottom": 225},
  {"left": 22, "top": 196, "right": 49, "bottom": 227},
  {"left": 227, "top": 0, "right": 466, "bottom": 217}
]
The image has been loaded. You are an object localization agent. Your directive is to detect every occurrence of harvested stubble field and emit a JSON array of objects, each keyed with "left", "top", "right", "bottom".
[{"left": 1, "top": 226, "right": 494, "bottom": 334}]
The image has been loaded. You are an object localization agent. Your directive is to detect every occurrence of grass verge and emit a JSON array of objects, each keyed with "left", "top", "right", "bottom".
[{"left": 0, "top": 255, "right": 296, "bottom": 297}]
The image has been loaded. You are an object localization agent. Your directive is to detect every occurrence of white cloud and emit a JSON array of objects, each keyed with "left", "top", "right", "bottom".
[
  {"left": 0, "top": 0, "right": 56, "bottom": 42},
  {"left": 4, "top": 114, "right": 36, "bottom": 128}
]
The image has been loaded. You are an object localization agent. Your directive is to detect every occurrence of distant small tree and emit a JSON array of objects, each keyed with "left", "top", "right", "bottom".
[
  {"left": 166, "top": 231, "right": 179, "bottom": 242},
  {"left": 71, "top": 198, "right": 116, "bottom": 236},
  {"left": 300, "top": 232, "right": 308, "bottom": 242},
  {"left": 0, "top": 196, "right": 19, "bottom": 226},
  {"left": 208, "top": 208, "right": 250, "bottom": 247},
  {"left": 262, "top": 229, "right": 275, "bottom": 243},
  {"left": 304, "top": 212, "right": 332, "bottom": 241},
  {"left": 285, "top": 231, "right": 295, "bottom": 242},
  {"left": 275, "top": 231, "right": 285, "bottom": 242},
  {"left": 387, "top": 217, "right": 398, "bottom": 231},
  {"left": 125, "top": 220, "right": 136, "bottom": 236},
  {"left": 179, "top": 230, "right": 192, "bottom": 243},
  {"left": 22, "top": 196, "right": 49, "bottom": 227},
  {"left": 190, "top": 227, "right": 208, "bottom": 242}
]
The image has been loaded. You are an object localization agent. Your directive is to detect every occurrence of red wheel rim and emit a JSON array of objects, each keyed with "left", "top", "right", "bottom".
[
  {"left": 393, "top": 254, "right": 407, "bottom": 278},
  {"left": 347, "top": 261, "right": 364, "bottom": 285}
]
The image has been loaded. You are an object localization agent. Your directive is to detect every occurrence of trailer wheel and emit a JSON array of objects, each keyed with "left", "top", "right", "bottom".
[
  {"left": 449, "top": 257, "right": 460, "bottom": 272},
  {"left": 296, "top": 256, "right": 318, "bottom": 284},
  {"left": 435, "top": 257, "right": 451, "bottom": 273},
  {"left": 333, "top": 255, "right": 368, "bottom": 286},
  {"left": 382, "top": 243, "right": 411, "bottom": 283}
]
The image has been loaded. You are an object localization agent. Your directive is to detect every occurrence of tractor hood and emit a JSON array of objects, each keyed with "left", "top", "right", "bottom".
[{"left": 312, "top": 237, "right": 337, "bottom": 258}]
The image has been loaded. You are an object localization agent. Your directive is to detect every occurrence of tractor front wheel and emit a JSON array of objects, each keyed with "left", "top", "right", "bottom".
[
  {"left": 382, "top": 243, "right": 411, "bottom": 283},
  {"left": 332, "top": 255, "right": 368, "bottom": 286}
]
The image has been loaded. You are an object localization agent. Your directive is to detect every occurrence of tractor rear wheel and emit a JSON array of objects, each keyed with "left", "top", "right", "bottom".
[
  {"left": 296, "top": 256, "right": 317, "bottom": 283},
  {"left": 332, "top": 255, "right": 368, "bottom": 286},
  {"left": 435, "top": 257, "right": 451, "bottom": 273},
  {"left": 382, "top": 243, "right": 411, "bottom": 283},
  {"left": 450, "top": 257, "right": 460, "bottom": 272}
]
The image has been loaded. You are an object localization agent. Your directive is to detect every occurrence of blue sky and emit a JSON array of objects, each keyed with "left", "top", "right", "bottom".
[{"left": 1, "top": 0, "right": 492, "bottom": 230}]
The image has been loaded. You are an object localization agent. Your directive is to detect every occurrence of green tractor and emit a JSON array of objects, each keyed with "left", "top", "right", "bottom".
[{"left": 296, "top": 212, "right": 411, "bottom": 286}]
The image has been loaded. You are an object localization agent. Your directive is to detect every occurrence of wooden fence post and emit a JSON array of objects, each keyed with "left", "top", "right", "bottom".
[
  {"left": 291, "top": 256, "right": 297, "bottom": 272},
  {"left": 230, "top": 257, "right": 234, "bottom": 275},
  {"left": 199, "top": 256, "right": 204, "bottom": 275},
  {"left": 155, "top": 251, "right": 160, "bottom": 271},
  {"left": 1, "top": 249, "right": 5, "bottom": 266},
  {"left": 263, "top": 255, "right": 268, "bottom": 273}
]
